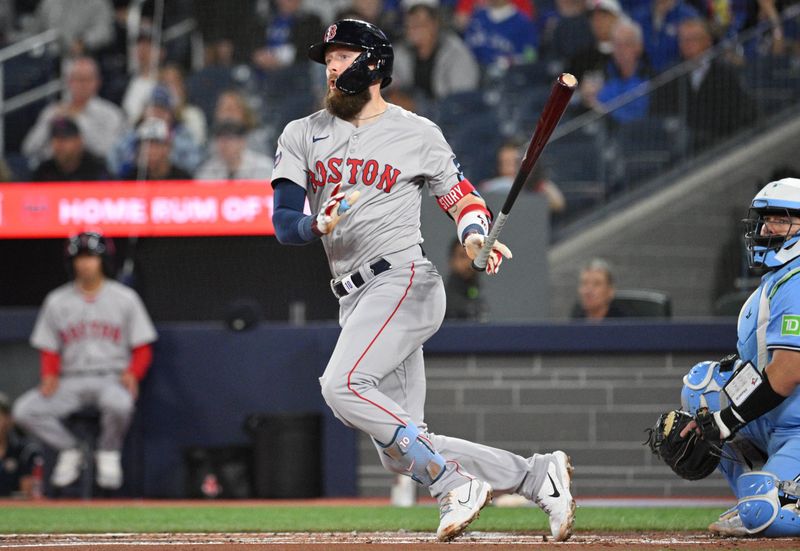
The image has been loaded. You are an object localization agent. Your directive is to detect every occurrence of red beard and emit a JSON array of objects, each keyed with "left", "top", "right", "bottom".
[{"left": 325, "top": 86, "right": 371, "bottom": 120}]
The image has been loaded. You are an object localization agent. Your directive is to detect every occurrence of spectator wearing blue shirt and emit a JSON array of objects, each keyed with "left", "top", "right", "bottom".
[
  {"left": 593, "top": 18, "right": 651, "bottom": 123},
  {"left": 464, "top": 0, "right": 538, "bottom": 69},
  {"left": 252, "top": 0, "right": 323, "bottom": 71},
  {"left": 632, "top": 0, "right": 698, "bottom": 72}
]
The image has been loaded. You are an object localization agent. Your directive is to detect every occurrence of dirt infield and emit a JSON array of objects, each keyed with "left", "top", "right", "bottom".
[{"left": 0, "top": 532, "right": 797, "bottom": 550}]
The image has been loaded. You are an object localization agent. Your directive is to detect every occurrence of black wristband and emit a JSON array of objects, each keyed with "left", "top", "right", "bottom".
[
  {"left": 721, "top": 369, "right": 786, "bottom": 431},
  {"left": 718, "top": 353, "right": 739, "bottom": 372}
]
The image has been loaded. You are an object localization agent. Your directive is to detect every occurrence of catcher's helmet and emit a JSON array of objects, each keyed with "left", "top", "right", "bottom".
[
  {"left": 308, "top": 19, "right": 393, "bottom": 95},
  {"left": 65, "top": 231, "right": 115, "bottom": 277},
  {"left": 744, "top": 178, "right": 800, "bottom": 268}
]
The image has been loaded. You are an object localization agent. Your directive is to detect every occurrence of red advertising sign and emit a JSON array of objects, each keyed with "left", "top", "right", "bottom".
[{"left": 0, "top": 180, "right": 279, "bottom": 237}]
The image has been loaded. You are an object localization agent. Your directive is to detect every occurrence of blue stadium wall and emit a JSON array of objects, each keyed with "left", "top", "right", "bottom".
[{"left": 0, "top": 313, "right": 737, "bottom": 498}]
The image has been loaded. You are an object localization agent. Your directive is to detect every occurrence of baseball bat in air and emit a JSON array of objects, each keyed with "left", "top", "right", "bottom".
[{"left": 473, "top": 72, "right": 578, "bottom": 271}]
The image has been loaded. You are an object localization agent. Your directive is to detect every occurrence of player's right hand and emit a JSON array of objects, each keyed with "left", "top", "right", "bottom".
[
  {"left": 464, "top": 233, "right": 512, "bottom": 275},
  {"left": 40, "top": 374, "right": 59, "bottom": 397},
  {"left": 313, "top": 183, "right": 361, "bottom": 235},
  {"left": 121, "top": 371, "right": 139, "bottom": 400}
]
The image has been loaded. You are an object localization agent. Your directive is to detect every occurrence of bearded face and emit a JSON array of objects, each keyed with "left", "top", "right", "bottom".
[{"left": 324, "top": 85, "right": 371, "bottom": 120}]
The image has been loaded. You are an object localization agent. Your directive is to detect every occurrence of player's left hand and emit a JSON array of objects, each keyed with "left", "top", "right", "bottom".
[
  {"left": 645, "top": 409, "right": 721, "bottom": 480},
  {"left": 463, "top": 233, "right": 512, "bottom": 275},
  {"left": 121, "top": 371, "right": 139, "bottom": 400},
  {"left": 313, "top": 183, "right": 361, "bottom": 235}
]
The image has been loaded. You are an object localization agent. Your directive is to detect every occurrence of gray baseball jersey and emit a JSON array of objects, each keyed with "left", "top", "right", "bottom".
[
  {"left": 15, "top": 280, "right": 156, "bottom": 452},
  {"left": 30, "top": 279, "right": 157, "bottom": 374},
  {"left": 273, "top": 103, "right": 464, "bottom": 278},
  {"left": 274, "top": 103, "right": 553, "bottom": 501}
]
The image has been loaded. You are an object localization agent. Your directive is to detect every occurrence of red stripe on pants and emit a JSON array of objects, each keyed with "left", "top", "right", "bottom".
[{"left": 346, "top": 262, "right": 416, "bottom": 427}]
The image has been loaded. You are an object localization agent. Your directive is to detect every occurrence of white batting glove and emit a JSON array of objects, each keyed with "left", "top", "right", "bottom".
[
  {"left": 463, "top": 233, "right": 512, "bottom": 275},
  {"left": 313, "top": 183, "right": 361, "bottom": 235}
]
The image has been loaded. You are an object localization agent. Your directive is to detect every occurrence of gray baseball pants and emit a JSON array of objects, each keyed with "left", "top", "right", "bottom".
[
  {"left": 319, "top": 246, "right": 549, "bottom": 499},
  {"left": 13, "top": 374, "right": 134, "bottom": 451}
]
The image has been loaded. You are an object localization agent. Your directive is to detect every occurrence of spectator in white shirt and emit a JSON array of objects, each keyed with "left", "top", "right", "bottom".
[
  {"left": 35, "top": 0, "right": 113, "bottom": 56},
  {"left": 122, "top": 30, "right": 163, "bottom": 125},
  {"left": 22, "top": 56, "right": 127, "bottom": 169},
  {"left": 195, "top": 121, "right": 273, "bottom": 181}
]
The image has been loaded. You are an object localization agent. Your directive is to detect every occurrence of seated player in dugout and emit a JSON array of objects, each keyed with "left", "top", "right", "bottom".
[
  {"left": 648, "top": 178, "right": 800, "bottom": 537},
  {"left": 270, "top": 18, "right": 576, "bottom": 543},
  {"left": 13, "top": 232, "right": 157, "bottom": 493}
]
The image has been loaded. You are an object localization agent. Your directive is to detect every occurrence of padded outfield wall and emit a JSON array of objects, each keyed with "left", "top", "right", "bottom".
[{"left": 0, "top": 313, "right": 734, "bottom": 498}]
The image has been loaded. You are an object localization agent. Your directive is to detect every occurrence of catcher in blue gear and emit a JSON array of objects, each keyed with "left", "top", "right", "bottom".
[{"left": 648, "top": 178, "right": 800, "bottom": 537}]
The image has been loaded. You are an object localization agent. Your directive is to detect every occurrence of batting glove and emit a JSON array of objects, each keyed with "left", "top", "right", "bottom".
[
  {"left": 312, "top": 183, "right": 361, "bottom": 236},
  {"left": 463, "top": 233, "right": 512, "bottom": 275}
]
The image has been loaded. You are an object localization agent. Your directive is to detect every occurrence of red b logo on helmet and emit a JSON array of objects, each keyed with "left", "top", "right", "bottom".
[{"left": 324, "top": 24, "right": 337, "bottom": 42}]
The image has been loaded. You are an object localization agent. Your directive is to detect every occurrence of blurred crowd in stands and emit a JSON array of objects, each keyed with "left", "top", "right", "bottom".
[{"left": 0, "top": 0, "right": 797, "bottom": 224}]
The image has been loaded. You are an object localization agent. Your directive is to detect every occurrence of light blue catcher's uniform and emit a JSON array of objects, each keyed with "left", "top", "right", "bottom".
[{"left": 682, "top": 254, "right": 800, "bottom": 535}]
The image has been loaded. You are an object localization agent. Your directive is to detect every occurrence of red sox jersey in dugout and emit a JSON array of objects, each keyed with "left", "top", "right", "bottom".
[{"left": 30, "top": 280, "right": 157, "bottom": 374}]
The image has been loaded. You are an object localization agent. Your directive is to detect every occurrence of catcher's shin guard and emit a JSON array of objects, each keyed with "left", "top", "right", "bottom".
[
  {"left": 736, "top": 471, "right": 800, "bottom": 536},
  {"left": 378, "top": 424, "right": 446, "bottom": 485}
]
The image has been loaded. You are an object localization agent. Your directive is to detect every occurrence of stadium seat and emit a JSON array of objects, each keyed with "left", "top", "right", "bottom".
[
  {"left": 3, "top": 52, "right": 59, "bottom": 153},
  {"left": 445, "top": 109, "right": 503, "bottom": 184},
  {"left": 6, "top": 152, "right": 31, "bottom": 181},
  {"left": 544, "top": 133, "right": 604, "bottom": 183},
  {"left": 745, "top": 55, "right": 800, "bottom": 116},
  {"left": 259, "top": 64, "right": 316, "bottom": 104},
  {"left": 610, "top": 118, "right": 675, "bottom": 187},
  {"left": 186, "top": 65, "right": 236, "bottom": 123},
  {"left": 542, "top": 130, "right": 607, "bottom": 216},
  {"left": 501, "top": 85, "right": 555, "bottom": 140},
  {"left": 491, "top": 61, "right": 553, "bottom": 94},
  {"left": 437, "top": 90, "right": 491, "bottom": 133},
  {"left": 612, "top": 289, "right": 672, "bottom": 318}
]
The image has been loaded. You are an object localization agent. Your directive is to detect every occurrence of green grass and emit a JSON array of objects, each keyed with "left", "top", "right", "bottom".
[{"left": 0, "top": 505, "right": 726, "bottom": 534}]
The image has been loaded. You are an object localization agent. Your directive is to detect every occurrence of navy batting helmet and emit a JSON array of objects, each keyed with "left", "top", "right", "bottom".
[
  {"left": 308, "top": 19, "right": 393, "bottom": 95},
  {"left": 65, "top": 231, "right": 115, "bottom": 277}
]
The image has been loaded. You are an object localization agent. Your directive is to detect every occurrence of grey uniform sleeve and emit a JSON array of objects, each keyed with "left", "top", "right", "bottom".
[
  {"left": 126, "top": 291, "right": 157, "bottom": 348},
  {"left": 272, "top": 120, "right": 309, "bottom": 190},
  {"left": 30, "top": 295, "right": 60, "bottom": 352},
  {"left": 422, "top": 124, "right": 465, "bottom": 198}
]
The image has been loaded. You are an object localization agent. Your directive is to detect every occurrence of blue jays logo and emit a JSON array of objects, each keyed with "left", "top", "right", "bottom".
[{"left": 325, "top": 24, "right": 337, "bottom": 42}]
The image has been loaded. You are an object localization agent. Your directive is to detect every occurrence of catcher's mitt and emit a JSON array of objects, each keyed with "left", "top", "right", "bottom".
[{"left": 645, "top": 409, "right": 721, "bottom": 481}]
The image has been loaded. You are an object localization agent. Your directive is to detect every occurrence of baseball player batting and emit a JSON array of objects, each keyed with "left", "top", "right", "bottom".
[
  {"left": 270, "top": 19, "right": 575, "bottom": 542},
  {"left": 13, "top": 232, "right": 157, "bottom": 491}
]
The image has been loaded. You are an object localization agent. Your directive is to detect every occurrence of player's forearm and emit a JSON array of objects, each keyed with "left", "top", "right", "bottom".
[
  {"left": 452, "top": 195, "right": 491, "bottom": 243},
  {"left": 706, "top": 356, "right": 794, "bottom": 439},
  {"left": 764, "top": 349, "right": 800, "bottom": 396},
  {"left": 272, "top": 179, "right": 320, "bottom": 245},
  {"left": 273, "top": 206, "right": 319, "bottom": 245},
  {"left": 40, "top": 350, "right": 61, "bottom": 378},
  {"left": 127, "top": 344, "right": 153, "bottom": 381}
]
